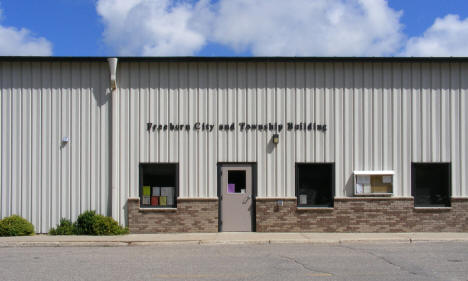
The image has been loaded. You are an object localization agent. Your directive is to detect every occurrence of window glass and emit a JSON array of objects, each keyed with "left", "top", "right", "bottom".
[
  {"left": 140, "top": 164, "right": 178, "bottom": 208},
  {"left": 412, "top": 163, "right": 450, "bottom": 207},
  {"left": 355, "top": 174, "right": 393, "bottom": 195},
  {"left": 228, "top": 171, "right": 246, "bottom": 193},
  {"left": 296, "top": 164, "right": 334, "bottom": 207}
]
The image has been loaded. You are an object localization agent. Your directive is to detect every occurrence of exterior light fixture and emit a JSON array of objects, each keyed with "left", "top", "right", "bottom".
[{"left": 272, "top": 133, "right": 279, "bottom": 144}]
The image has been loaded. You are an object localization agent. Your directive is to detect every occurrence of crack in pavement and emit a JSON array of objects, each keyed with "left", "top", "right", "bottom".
[
  {"left": 280, "top": 255, "right": 333, "bottom": 276},
  {"left": 337, "top": 244, "right": 430, "bottom": 278}
]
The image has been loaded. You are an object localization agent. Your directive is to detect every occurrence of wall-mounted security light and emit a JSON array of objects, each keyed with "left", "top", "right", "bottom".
[
  {"left": 62, "top": 137, "right": 70, "bottom": 144},
  {"left": 107, "top": 58, "right": 118, "bottom": 90},
  {"left": 272, "top": 133, "right": 279, "bottom": 145}
]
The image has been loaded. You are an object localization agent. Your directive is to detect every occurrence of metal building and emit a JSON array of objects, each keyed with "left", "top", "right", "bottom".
[{"left": 1, "top": 57, "right": 467, "bottom": 233}]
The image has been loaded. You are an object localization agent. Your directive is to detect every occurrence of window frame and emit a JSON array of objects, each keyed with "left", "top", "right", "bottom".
[
  {"left": 411, "top": 162, "right": 451, "bottom": 207},
  {"left": 353, "top": 171, "right": 394, "bottom": 196},
  {"left": 139, "top": 163, "right": 179, "bottom": 209},
  {"left": 295, "top": 163, "right": 335, "bottom": 208}
]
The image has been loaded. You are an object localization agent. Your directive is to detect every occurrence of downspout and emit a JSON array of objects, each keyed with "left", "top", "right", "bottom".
[{"left": 108, "top": 58, "right": 119, "bottom": 221}]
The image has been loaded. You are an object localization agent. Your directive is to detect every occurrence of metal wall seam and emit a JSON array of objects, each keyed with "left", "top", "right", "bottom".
[
  {"left": 100, "top": 63, "right": 109, "bottom": 215},
  {"left": 296, "top": 63, "right": 306, "bottom": 163},
  {"left": 382, "top": 63, "right": 392, "bottom": 172},
  {"left": 461, "top": 64, "right": 468, "bottom": 197},
  {"left": 450, "top": 63, "right": 460, "bottom": 197},
  {"left": 0, "top": 63, "right": 4, "bottom": 219},
  {"left": 431, "top": 63, "right": 440, "bottom": 162},
  {"left": 325, "top": 63, "right": 334, "bottom": 163},
  {"left": 11, "top": 62, "right": 19, "bottom": 217},
  {"left": 50, "top": 63, "right": 59, "bottom": 228},
  {"left": 343, "top": 62, "right": 354, "bottom": 196},
  {"left": 411, "top": 63, "right": 421, "bottom": 162},
  {"left": 401, "top": 63, "right": 411, "bottom": 197},
  {"left": 314, "top": 63, "right": 324, "bottom": 162},
  {"left": 256, "top": 62, "right": 267, "bottom": 198},
  {"left": 42, "top": 63, "right": 51, "bottom": 233},
  {"left": 179, "top": 62, "right": 189, "bottom": 198},
  {"left": 334, "top": 62, "right": 344, "bottom": 197},
  {"left": 421, "top": 63, "right": 431, "bottom": 162},
  {"left": 247, "top": 63, "right": 257, "bottom": 163},
  {"left": 82, "top": 63, "right": 91, "bottom": 215},
  {"left": 90, "top": 64, "right": 98, "bottom": 211},
  {"left": 277, "top": 62, "right": 286, "bottom": 197},
  {"left": 198, "top": 62, "right": 208, "bottom": 197},
  {"left": 266, "top": 63, "right": 275, "bottom": 197},
  {"left": 440, "top": 63, "right": 450, "bottom": 163},
  {"left": 285, "top": 62, "right": 295, "bottom": 197},
  {"left": 236, "top": 62, "right": 246, "bottom": 163},
  {"left": 391, "top": 63, "right": 402, "bottom": 197},
  {"left": 207, "top": 63, "right": 218, "bottom": 198},
  {"left": 31, "top": 62, "right": 40, "bottom": 230},
  {"left": 188, "top": 62, "right": 197, "bottom": 197}
]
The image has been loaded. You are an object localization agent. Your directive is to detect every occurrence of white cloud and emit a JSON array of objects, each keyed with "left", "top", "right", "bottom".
[
  {"left": 96, "top": 0, "right": 211, "bottom": 56},
  {"left": 402, "top": 15, "right": 468, "bottom": 56},
  {"left": 210, "top": 0, "right": 404, "bottom": 56},
  {"left": 0, "top": 7, "right": 52, "bottom": 56},
  {"left": 96, "top": 0, "right": 404, "bottom": 56}
]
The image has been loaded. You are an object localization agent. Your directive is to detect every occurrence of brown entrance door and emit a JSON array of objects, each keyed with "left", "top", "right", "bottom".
[{"left": 220, "top": 165, "right": 253, "bottom": 232}]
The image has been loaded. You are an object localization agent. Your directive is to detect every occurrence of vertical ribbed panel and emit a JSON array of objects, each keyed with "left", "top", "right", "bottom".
[
  {"left": 0, "top": 61, "right": 111, "bottom": 233},
  {"left": 2, "top": 60, "right": 468, "bottom": 230},
  {"left": 113, "top": 60, "right": 468, "bottom": 213}
]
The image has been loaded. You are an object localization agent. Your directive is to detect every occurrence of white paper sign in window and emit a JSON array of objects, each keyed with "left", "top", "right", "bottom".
[
  {"left": 382, "top": 175, "right": 392, "bottom": 183},
  {"left": 356, "top": 175, "right": 371, "bottom": 184},
  {"left": 354, "top": 171, "right": 394, "bottom": 196}
]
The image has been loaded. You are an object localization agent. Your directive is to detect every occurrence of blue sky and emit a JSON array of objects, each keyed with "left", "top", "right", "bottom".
[
  {"left": 1, "top": 0, "right": 468, "bottom": 56},
  {"left": 390, "top": 0, "right": 468, "bottom": 35}
]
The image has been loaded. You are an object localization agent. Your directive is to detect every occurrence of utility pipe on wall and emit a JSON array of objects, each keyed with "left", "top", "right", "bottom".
[
  {"left": 108, "top": 58, "right": 118, "bottom": 90},
  {"left": 108, "top": 58, "right": 119, "bottom": 222}
]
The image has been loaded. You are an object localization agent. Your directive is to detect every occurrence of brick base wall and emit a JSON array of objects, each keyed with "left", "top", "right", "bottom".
[
  {"left": 256, "top": 197, "right": 468, "bottom": 232},
  {"left": 128, "top": 197, "right": 468, "bottom": 233},
  {"left": 128, "top": 198, "right": 218, "bottom": 233}
]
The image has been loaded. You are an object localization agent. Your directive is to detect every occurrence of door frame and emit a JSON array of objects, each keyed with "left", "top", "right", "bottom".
[{"left": 217, "top": 162, "right": 257, "bottom": 232}]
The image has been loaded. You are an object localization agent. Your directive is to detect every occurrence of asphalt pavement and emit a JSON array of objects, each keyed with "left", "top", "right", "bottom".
[{"left": 1, "top": 242, "right": 468, "bottom": 281}]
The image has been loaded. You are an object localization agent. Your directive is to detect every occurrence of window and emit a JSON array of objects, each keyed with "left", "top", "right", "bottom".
[
  {"left": 227, "top": 171, "right": 246, "bottom": 193},
  {"left": 296, "top": 163, "right": 334, "bottom": 207},
  {"left": 412, "top": 163, "right": 451, "bottom": 207},
  {"left": 139, "top": 163, "right": 178, "bottom": 208},
  {"left": 354, "top": 171, "right": 394, "bottom": 196}
]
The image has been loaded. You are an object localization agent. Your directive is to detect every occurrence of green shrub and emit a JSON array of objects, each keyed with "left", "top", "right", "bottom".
[
  {"left": 49, "top": 218, "right": 75, "bottom": 235},
  {"left": 0, "top": 215, "right": 35, "bottom": 236},
  {"left": 74, "top": 210, "right": 98, "bottom": 235},
  {"left": 49, "top": 211, "right": 128, "bottom": 235},
  {"left": 92, "top": 215, "right": 129, "bottom": 235}
]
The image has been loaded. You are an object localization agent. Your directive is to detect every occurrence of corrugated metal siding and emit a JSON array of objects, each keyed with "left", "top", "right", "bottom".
[
  {"left": 1, "top": 60, "right": 468, "bottom": 229},
  {"left": 113, "top": 61, "right": 468, "bottom": 224},
  {"left": 0, "top": 61, "right": 111, "bottom": 233}
]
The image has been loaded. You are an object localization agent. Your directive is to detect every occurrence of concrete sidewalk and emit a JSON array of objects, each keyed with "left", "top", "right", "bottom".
[{"left": 1, "top": 232, "right": 468, "bottom": 247}]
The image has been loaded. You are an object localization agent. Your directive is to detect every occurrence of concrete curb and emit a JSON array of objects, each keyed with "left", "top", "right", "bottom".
[{"left": 2, "top": 233, "right": 468, "bottom": 247}]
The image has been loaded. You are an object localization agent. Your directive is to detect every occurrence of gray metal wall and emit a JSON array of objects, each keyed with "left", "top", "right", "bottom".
[
  {"left": 113, "top": 61, "right": 468, "bottom": 224},
  {"left": 0, "top": 61, "right": 112, "bottom": 233},
  {"left": 1, "top": 60, "right": 468, "bottom": 230}
]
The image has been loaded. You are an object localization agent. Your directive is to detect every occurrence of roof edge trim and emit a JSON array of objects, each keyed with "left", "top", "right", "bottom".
[{"left": 1, "top": 56, "right": 468, "bottom": 63}]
